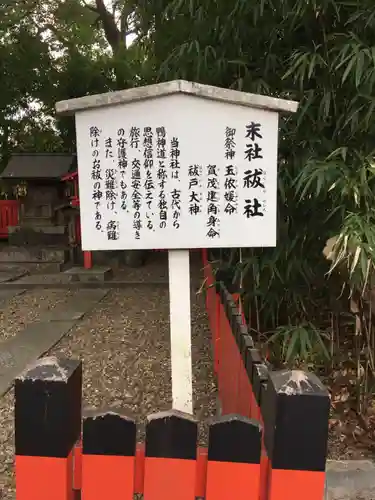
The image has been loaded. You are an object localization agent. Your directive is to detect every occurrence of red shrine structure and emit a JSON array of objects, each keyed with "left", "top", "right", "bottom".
[
  {"left": 0, "top": 153, "right": 94, "bottom": 268},
  {"left": 60, "top": 170, "right": 89, "bottom": 266}
]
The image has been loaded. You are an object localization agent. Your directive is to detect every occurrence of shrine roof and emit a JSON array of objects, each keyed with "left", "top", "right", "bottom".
[
  {"left": 55, "top": 80, "right": 298, "bottom": 116},
  {"left": 1, "top": 153, "right": 76, "bottom": 180}
]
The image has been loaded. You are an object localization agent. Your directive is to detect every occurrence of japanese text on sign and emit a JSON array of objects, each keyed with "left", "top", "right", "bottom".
[{"left": 77, "top": 95, "right": 278, "bottom": 250}]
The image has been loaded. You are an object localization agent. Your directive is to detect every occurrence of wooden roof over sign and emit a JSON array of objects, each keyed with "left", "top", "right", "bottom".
[{"left": 1, "top": 153, "right": 76, "bottom": 180}]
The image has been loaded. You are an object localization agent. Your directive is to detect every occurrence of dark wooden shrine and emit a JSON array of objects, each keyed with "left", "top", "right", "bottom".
[{"left": 0, "top": 153, "right": 76, "bottom": 246}]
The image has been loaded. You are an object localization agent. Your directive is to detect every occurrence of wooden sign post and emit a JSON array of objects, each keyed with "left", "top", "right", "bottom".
[{"left": 56, "top": 81, "right": 298, "bottom": 414}]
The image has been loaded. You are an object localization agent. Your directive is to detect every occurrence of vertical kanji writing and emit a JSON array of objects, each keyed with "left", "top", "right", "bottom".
[
  {"left": 171, "top": 187, "right": 181, "bottom": 229},
  {"left": 244, "top": 122, "right": 263, "bottom": 161},
  {"left": 170, "top": 136, "right": 181, "bottom": 229},
  {"left": 243, "top": 121, "right": 265, "bottom": 218},
  {"left": 243, "top": 198, "right": 264, "bottom": 218},
  {"left": 188, "top": 164, "right": 202, "bottom": 216},
  {"left": 206, "top": 164, "right": 220, "bottom": 238},
  {"left": 170, "top": 137, "right": 180, "bottom": 180},
  {"left": 117, "top": 128, "right": 128, "bottom": 211},
  {"left": 143, "top": 127, "right": 155, "bottom": 231},
  {"left": 130, "top": 126, "right": 140, "bottom": 149},
  {"left": 223, "top": 127, "right": 238, "bottom": 215},
  {"left": 156, "top": 127, "right": 168, "bottom": 229},
  {"left": 131, "top": 157, "right": 142, "bottom": 239},
  {"left": 90, "top": 126, "right": 103, "bottom": 232},
  {"left": 107, "top": 220, "right": 119, "bottom": 240}
]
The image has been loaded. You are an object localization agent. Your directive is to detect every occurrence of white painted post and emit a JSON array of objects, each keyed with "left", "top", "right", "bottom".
[{"left": 168, "top": 248, "right": 193, "bottom": 414}]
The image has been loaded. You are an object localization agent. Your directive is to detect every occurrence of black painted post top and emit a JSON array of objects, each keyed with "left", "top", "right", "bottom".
[
  {"left": 208, "top": 414, "right": 262, "bottom": 464},
  {"left": 240, "top": 334, "right": 254, "bottom": 366},
  {"left": 83, "top": 408, "right": 136, "bottom": 456},
  {"left": 145, "top": 409, "right": 198, "bottom": 460},
  {"left": 233, "top": 312, "right": 247, "bottom": 335},
  {"left": 259, "top": 381, "right": 268, "bottom": 417},
  {"left": 219, "top": 282, "right": 230, "bottom": 307},
  {"left": 15, "top": 356, "right": 82, "bottom": 458},
  {"left": 246, "top": 348, "right": 263, "bottom": 382},
  {"left": 252, "top": 363, "right": 269, "bottom": 407},
  {"left": 215, "top": 270, "right": 237, "bottom": 294},
  {"left": 225, "top": 296, "right": 237, "bottom": 324},
  {"left": 232, "top": 312, "right": 247, "bottom": 348},
  {"left": 262, "top": 369, "right": 330, "bottom": 472}
]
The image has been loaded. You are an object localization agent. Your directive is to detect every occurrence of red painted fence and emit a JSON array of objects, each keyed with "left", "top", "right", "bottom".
[
  {"left": 13, "top": 250, "right": 330, "bottom": 499},
  {"left": 202, "top": 248, "right": 330, "bottom": 500},
  {"left": 0, "top": 200, "right": 19, "bottom": 238}
]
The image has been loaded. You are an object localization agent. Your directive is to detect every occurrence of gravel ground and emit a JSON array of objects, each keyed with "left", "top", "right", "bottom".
[
  {"left": 0, "top": 284, "right": 216, "bottom": 499},
  {"left": 114, "top": 251, "right": 168, "bottom": 282},
  {"left": 0, "top": 289, "right": 74, "bottom": 341},
  {"left": 113, "top": 250, "right": 203, "bottom": 282}
]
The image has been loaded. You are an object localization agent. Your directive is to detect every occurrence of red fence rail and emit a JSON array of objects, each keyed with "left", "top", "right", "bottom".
[
  {"left": 13, "top": 250, "right": 330, "bottom": 499},
  {"left": 0, "top": 200, "right": 20, "bottom": 238},
  {"left": 202, "top": 248, "right": 330, "bottom": 499}
]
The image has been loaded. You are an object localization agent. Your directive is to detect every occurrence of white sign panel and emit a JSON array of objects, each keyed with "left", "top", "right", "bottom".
[{"left": 75, "top": 93, "right": 279, "bottom": 251}]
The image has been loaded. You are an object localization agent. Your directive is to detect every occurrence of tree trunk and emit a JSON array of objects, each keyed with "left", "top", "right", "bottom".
[
  {"left": 0, "top": 121, "right": 11, "bottom": 173},
  {"left": 94, "top": 0, "right": 120, "bottom": 54},
  {"left": 86, "top": 0, "right": 148, "bottom": 266}
]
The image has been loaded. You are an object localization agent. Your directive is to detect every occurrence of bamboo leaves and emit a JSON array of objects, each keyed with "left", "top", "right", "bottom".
[
  {"left": 268, "top": 323, "right": 330, "bottom": 365},
  {"left": 135, "top": 0, "right": 375, "bottom": 380}
]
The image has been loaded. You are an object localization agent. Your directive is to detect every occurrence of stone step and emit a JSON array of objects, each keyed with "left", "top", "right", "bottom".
[
  {"left": 8, "top": 225, "right": 69, "bottom": 246},
  {"left": 0, "top": 246, "right": 70, "bottom": 263},
  {"left": 64, "top": 266, "right": 113, "bottom": 282},
  {"left": 0, "top": 269, "right": 27, "bottom": 283},
  {"left": 18, "top": 216, "right": 55, "bottom": 226}
]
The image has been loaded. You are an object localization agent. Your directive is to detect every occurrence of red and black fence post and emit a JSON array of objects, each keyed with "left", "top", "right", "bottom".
[
  {"left": 236, "top": 328, "right": 254, "bottom": 417},
  {"left": 205, "top": 415, "right": 261, "bottom": 499},
  {"left": 224, "top": 290, "right": 242, "bottom": 414},
  {"left": 263, "top": 369, "right": 330, "bottom": 500},
  {"left": 217, "top": 283, "right": 229, "bottom": 413},
  {"left": 252, "top": 362, "right": 269, "bottom": 423},
  {"left": 252, "top": 363, "right": 269, "bottom": 500},
  {"left": 143, "top": 409, "right": 198, "bottom": 500},
  {"left": 81, "top": 409, "right": 136, "bottom": 499},
  {"left": 246, "top": 348, "right": 263, "bottom": 420},
  {"left": 15, "top": 356, "right": 82, "bottom": 500}
]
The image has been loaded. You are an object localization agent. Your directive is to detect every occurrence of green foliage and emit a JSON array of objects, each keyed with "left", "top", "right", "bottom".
[
  {"left": 0, "top": 0, "right": 142, "bottom": 161},
  {"left": 267, "top": 323, "right": 330, "bottom": 366},
  {"left": 131, "top": 0, "right": 375, "bottom": 365}
]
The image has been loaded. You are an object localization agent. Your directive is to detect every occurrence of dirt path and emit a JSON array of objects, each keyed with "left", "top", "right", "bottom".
[{"left": 0, "top": 286, "right": 216, "bottom": 499}]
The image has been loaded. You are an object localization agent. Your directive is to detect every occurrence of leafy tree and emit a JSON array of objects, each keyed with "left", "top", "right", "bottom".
[{"left": 0, "top": 0, "right": 128, "bottom": 161}]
